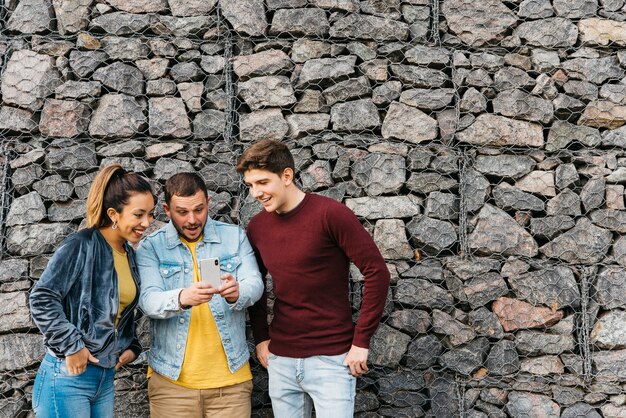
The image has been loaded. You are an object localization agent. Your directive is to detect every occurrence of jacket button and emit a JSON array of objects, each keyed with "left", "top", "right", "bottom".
[
  {"left": 179, "top": 318, "right": 184, "bottom": 324},
  {"left": 184, "top": 268, "right": 189, "bottom": 273},
  {"left": 226, "top": 264, "right": 232, "bottom": 269},
  {"left": 177, "top": 344, "right": 181, "bottom": 349},
  {"left": 163, "top": 269, "right": 168, "bottom": 274}
]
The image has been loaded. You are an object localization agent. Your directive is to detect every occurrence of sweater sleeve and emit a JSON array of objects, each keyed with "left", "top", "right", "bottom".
[
  {"left": 246, "top": 222, "right": 271, "bottom": 345},
  {"left": 326, "top": 202, "right": 390, "bottom": 349}
]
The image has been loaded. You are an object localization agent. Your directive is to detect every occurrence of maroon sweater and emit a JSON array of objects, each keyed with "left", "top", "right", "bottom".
[{"left": 247, "top": 193, "right": 390, "bottom": 358}]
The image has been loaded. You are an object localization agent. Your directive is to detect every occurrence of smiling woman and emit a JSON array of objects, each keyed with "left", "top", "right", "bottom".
[{"left": 28, "top": 164, "right": 156, "bottom": 418}]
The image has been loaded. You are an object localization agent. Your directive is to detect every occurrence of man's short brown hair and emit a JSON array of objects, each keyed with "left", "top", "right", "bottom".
[{"left": 236, "top": 139, "right": 295, "bottom": 176}]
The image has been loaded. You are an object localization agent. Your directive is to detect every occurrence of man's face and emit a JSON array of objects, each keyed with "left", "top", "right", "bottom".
[
  {"left": 243, "top": 168, "right": 291, "bottom": 213},
  {"left": 164, "top": 191, "right": 209, "bottom": 242}
]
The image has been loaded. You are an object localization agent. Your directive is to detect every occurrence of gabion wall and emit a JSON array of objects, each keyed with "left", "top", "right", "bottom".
[{"left": 1, "top": 0, "right": 626, "bottom": 417}]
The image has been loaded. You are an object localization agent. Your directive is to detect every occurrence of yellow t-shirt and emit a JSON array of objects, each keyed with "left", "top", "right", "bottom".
[
  {"left": 153, "top": 236, "right": 252, "bottom": 389},
  {"left": 112, "top": 249, "right": 136, "bottom": 327}
]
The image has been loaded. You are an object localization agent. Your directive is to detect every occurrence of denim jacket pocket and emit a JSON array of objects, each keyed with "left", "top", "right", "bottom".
[
  {"left": 220, "top": 256, "right": 241, "bottom": 275},
  {"left": 159, "top": 264, "right": 183, "bottom": 283}
]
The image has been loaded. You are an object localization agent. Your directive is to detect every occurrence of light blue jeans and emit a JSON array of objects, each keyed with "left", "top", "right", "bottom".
[
  {"left": 267, "top": 352, "right": 356, "bottom": 418},
  {"left": 32, "top": 353, "right": 116, "bottom": 418}
]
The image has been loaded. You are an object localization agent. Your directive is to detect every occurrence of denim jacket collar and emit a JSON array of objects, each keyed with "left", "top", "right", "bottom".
[{"left": 164, "top": 217, "right": 222, "bottom": 249}]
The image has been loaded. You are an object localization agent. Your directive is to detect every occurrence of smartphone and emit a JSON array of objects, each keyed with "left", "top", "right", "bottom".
[{"left": 199, "top": 257, "right": 221, "bottom": 289}]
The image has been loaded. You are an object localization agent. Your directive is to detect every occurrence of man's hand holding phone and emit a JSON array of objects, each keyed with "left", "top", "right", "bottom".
[
  {"left": 179, "top": 282, "right": 218, "bottom": 306},
  {"left": 218, "top": 273, "right": 239, "bottom": 303}
]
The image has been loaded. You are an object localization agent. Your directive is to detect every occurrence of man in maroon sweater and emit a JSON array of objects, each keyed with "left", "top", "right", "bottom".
[{"left": 236, "top": 139, "right": 390, "bottom": 417}]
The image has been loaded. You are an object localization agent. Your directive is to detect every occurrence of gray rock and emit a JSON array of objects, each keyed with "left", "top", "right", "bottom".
[
  {"left": 153, "top": 15, "right": 217, "bottom": 37},
  {"left": 169, "top": 0, "right": 217, "bottom": 16},
  {"left": 270, "top": 8, "right": 329, "bottom": 36},
  {"left": 561, "top": 403, "right": 602, "bottom": 418},
  {"left": 444, "top": 256, "right": 500, "bottom": 280},
  {"left": 486, "top": 340, "right": 520, "bottom": 376},
  {"left": 555, "top": 163, "right": 579, "bottom": 190},
  {"left": 518, "top": 0, "right": 554, "bottom": 18},
  {"left": 153, "top": 158, "right": 195, "bottom": 181},
  {"left": 32, "top": 175, "right": 74, "bottom": 202},
  {"left": 6, "top": 223, "right": 75, "bottom": 256},
  {"left": 199, "top": 56, "right": 225, "bottom": 74},
  {"left": 0, "top": 106, "right": 37, "bottom": 133},
  {"left": 469, "top": 204, "right": 538, "bottom": 257},
  {"left": 6, "top": 192, "right": 46, "bottom": 226},
  {"left": 541, "top": 218, "right": 611, "bottom": 264},
  {"left": 377, "top": 370, "right": 427, "bottom": 408},
  {"left": 232, "top": 49, "right": 293, "bottom": 78},
  {"left": 406, "top": 172, "right": 456, "bottom": 194},
  {"left": 372, "top": 80, "right": 402, "bottom": 106},
  {"left": 69, "top": 50, "right": 109, "bottom": 78},
  {"left": 579, "top": 100, "right": 626, "bottom": 129},
  {"left": 405, "top": 334, "right": 443, "bottom": 369},
  {"left": 146, "top": 79, "right": 177, "bottom": 96},
  {"left": 493, "top": 67, "right": 536, "bottom": 91},
  {"left": 460, "top": 88, "right": 487, "bottom": 113},
  {"left": 0, "top": 292, "right": 33, "bottom": 332},
  {"left": 613, "top": 235, "right": 626, "bottom": 267},
  {"left": 149, "top": 97, "right": 191, "bottom": 138},
  {"left": 425, "top": 192, "right": 458, "bottom": 220},
  {"left": 382, "top": 101, "right": 437, "bottom": 143},
  {"left": 46, "top": 141, "right": 97, "bottom": 173},
  {"left": 368, "top": 323, "right": 411, "bottom": 367},
  {"left": 291, "top": 39, "right": 332, "bottom": 63},
  {"left": 600, "top": 83, "right": 626, "bottom": 105},
  {"left": 193, "top": 110, "right": 225, "bottom": 139},
  {"left": 398, "top": 88, "right": 455, "bottom": 111},
  {"left": 177, "top": 82, "right": 203, "bottom": 113},
  {"left": 0, "top": 334, "right": 45, "bottom": 371},
  {"left": 460, "top": 273, "right": 509, "bottom": 309},
  {"left": 493, "top": 89, "right": 554, "bottom": 124},
  {"left": 506, "top": 391, "right": 560, "bottom": 417},
  {"left": 428, "top": 373, "right": 461, "bottom": 418},
  {"left": 300, "top": 160, "right": 333, "bottom": 191},
  {"left": 592, "top": 349, "right": 626, "bottom": 382},
  {"left": 388, "top": 309, "right": 430, "bottom": 335},
  {"left": 563, "top": 80, "right": 599, "bottom": 101},
  {"left": 553, "top": 0, "right": 597, "bottom": 18},
  {"left": 101, "top": 36, "right": 150, "bottom": 60},
  {"left": 594, "top": 266, "right": 626, "bottom": 309},
  {"left": 90, "top": 11, "right": 153, "bottom": 35},
  {"left": 514, "top": 17, "right": 578, "bottom": 48},
  {"left": 600, "top": 404, "right": 626, "bottom": 418},
  {"left": 591, "top": 309, "right": 626, "bottom": 349},
  {"left": 468, "top": 307, "right": 504, "bottom": 339},
  {"left": 589, "top": 209, "right": 626, "bottom": 233},
  {"left": 510, "top": 266, "right": 580, "bottom": 309},
  {"left": 170, "top": 61, "right": 204, "bottom": 83},
  {"left": 394, "top": 279, "right": 453, "bottom": 309},
  {"left": 55, "top": 80, "right": 101, "bottom": 100},
  {"left": 562, "top": 56, "right": 625, "bottom": 85},
  {"left": 373, "top": 219, "right": 413, "bottom": 260},
  {"left": 345, "top": 196, "right": 421, "bottom": 219},
  {"left": 331, "top": 99, "right": 380, "bottom": 132},
  {"left": 199, "top": 163, "right": 238, "bottom": 193},
  {"left": 439, "top": 337, "right": 489, "bottom": 375},
  {"left": 547, "top": 120, "right": 601, "bottom": 151},
  {"left": 530, "top": 216, "right": 576, "bottom": 240},
  {"left": 351, "top": 153, "right": 404, "bottom": 196},
  {"left": 89, "top": 94, "right": 147, "bottom": 138},
  {"left": 457, "top": 114, "right": 544, "bottom": 148},
  {"left": 12, "top": 165, "right": 44, "bottom": 194},
  {"left": 531, "top": 49, "right": 561, "bottom": 73},
  {"left": 238, "top": 76, "right": 296, "bottom": 110},
  {"left": 493, "top": 183, "right": 545, "bottom": 211},
  {"left": 389, "top": 64, "right": 449, "bottom": 89},
  {"left": 221, "top": 0, "right": 267, "bottom": 36},
  {"left": 515, "top": 170, "right": 556, "bottom": 197},
  {"left": 240, "top": 109, "right": 288, "bottom": 142},
  {"left": 135, "top": 58, "right": 170, "bottom": 80},
  {"left": 7, "top": 0, "right": 54, "bottom": 34},
  {"left": 607, "top": 167, "right": 626, "bottom": 183},
  {"left": 0, "top": 259, "right": 29, "bottom": 283},
  {"left": 309, "top": 0, "right": 359, "bottom": 11},
  {"left": 516, "top": 330, "right": 576, "bottom": 356},
  {"left": 581, "top": 177, "right": 606, "bottom": 213},
  {"left": 346, "top": 42, "right": 376, "bottom": 62},
  {"left": 105, "top": 0, "right": 168, "bottom": 13},
  {"left": 463, "top": 168, "right": 490, "bottom": 213},
  {"left": 546, "top": 189, "right": 582, "bottom": 217},
  {"left": 286, "top": 114, "right": 329, "bottom": 138},
  {"left": 1, "top": 49, "right": 62, "bottom": 112},
  {"left": 475, "top": 155, "right": 536, "bottom": 179},
  {"left": 442, "top": 0, "right": 517, "bottom": 47},
  {"left": 39, "top": 99, "right": 90, "bottom": 138},
  {"left": 329, "top": 14, "right": 409, "bottom": 41},
  {"left": 407, "top": 212, "right": 458, "bottom": 251},
  {"left": 323, "top": 77, "right": 371, "bottom": 106},
  {"left": 296, "top": 55, "right": 356, "bottom": 88},
  {"left": 48, "top": 200, "right": 87, "bottom": 222},
  {"left": 93, "top": 62, "right": 145, "bottom": 96},
  {"left": 553, "top": 93, "right": 586, "bottom": 120},
  {"left": 551, "top": 386, "right": 584, "bottom": 407}
]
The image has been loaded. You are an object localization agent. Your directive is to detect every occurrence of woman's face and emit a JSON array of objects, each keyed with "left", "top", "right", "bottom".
[{"left": 110, "top": 192, "right": 155, "bottom": 244}]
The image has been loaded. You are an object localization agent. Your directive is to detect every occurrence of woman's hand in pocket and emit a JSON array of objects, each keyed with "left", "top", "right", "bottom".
[
  {"left": 115, "top": 349, "right": 137, "bottom": 371},
  {"left": 66, "top": 347, "right": 99, "bottom": 375}
]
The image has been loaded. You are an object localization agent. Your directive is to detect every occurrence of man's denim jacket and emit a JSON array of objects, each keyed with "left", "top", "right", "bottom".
[{"left": 136, "top": 218, "right": 263, "bottom": 381}]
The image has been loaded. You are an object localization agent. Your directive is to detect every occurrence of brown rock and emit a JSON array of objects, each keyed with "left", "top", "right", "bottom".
[
  {"left": 39, "top": 99, "right": 90, "bottom": 138},
  {"left": 492, "top": 297, "right": 564, "bottom": 332}
]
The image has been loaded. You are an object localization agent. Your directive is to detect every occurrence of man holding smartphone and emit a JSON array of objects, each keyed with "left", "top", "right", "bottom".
[
  {"left": 136, "top": 173, "right": 263, "bottom": 417},
  {"left": 236, "top": 140, "right": 391, "bottom": 417}
]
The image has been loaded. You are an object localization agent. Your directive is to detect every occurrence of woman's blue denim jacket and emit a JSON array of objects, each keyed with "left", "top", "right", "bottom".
[
  {"left": 136, "top": 218, "right": 263, "bottom": 381},
  {"left": 29, "top": 228, "right": 142, "bottom": 369}
]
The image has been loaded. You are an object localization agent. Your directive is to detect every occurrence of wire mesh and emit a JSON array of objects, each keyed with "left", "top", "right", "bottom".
[{"left": 1, "top": 0, "right": 626, "bottom": 417}]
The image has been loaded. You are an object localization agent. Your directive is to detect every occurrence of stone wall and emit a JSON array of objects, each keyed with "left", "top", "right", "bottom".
[{"left": 1, "top": 0, "right": 626, "bottom": 417}]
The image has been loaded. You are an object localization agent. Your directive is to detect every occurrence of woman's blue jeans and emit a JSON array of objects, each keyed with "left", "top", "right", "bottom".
[{"left": 32, "top": 353, "right": 116, "bottom": 418}]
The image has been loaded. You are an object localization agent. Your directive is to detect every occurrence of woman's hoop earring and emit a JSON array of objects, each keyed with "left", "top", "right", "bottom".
[{"left": 112, "top": 220, "right": 118, "bottom": 230}]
